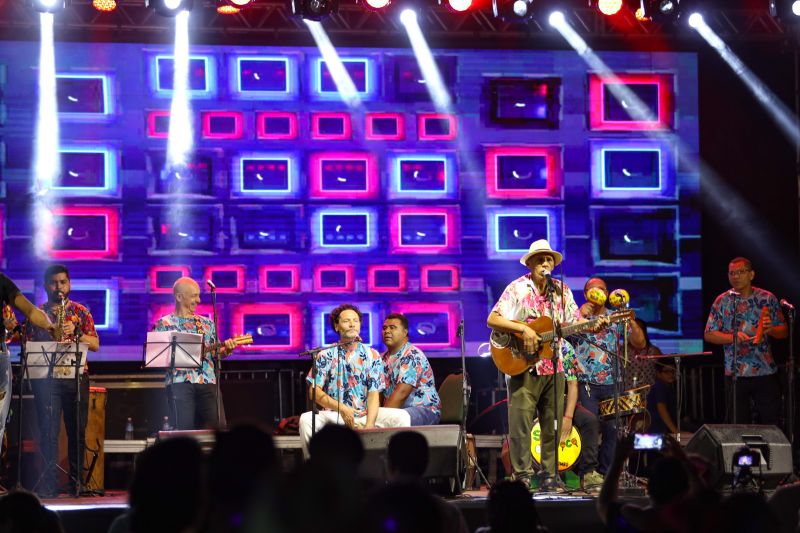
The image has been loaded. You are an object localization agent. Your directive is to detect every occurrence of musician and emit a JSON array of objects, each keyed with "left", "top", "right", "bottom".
[
  {"left": 646, "top": 360, "right": 678, "bottom": 434},
  {"left": 0, "top": 276, "right": 54, "bottom": 460},
  {"left": 298, "top": 304, "right": 410, "bottom": 458},
  {"left": 486, "top": 239, "right": 586, "bottom": 491},
  {"left": 26, "top": 265, "right": 99, "bottom": 497},
  {"left": 153, "top": 277, "right": 238, "bottom": 431},
  {"left": 575, "top": 277, "right": 645, "bottom": 475},
  {"left": 381, "top": 313, "right": 442, "bottom": 426},
  {"left": 704, "top": 257, "right": 787, "bottom": 425}
]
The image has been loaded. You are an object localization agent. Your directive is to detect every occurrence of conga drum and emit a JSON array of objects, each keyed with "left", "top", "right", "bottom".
[{"left": 58, "top": 386, "right": 106, "bottom": 491}]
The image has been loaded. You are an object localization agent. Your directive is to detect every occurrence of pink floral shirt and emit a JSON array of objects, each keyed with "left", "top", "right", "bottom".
[{"left": 491, "top": 273, "right": 582, "bottom": 375}]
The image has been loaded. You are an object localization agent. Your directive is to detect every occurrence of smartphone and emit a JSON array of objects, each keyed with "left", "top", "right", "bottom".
[{"left": 633, "top": 433, "right": 665, "bottom": 451}]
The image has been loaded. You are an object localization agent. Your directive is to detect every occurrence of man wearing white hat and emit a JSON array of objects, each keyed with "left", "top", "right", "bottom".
[{"left": 487, "top": 239, "right": 602, "bottom": 491}]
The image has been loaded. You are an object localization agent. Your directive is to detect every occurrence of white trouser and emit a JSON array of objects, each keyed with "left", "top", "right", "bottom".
[{"left": 299, "top": 407, "right": 411, "bottom": 458}]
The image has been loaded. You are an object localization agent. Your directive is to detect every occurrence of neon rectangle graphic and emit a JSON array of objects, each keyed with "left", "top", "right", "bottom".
[
  {"left": 201, "top": 111, "right": 244, "bottom": 140},
  {"left": 366, "top": 113, "right": 405, "bottom": 141},
  {"left": 311, "top": 57, "right": 376, "bottom": 101},
  {"left": 367, "top": 265, "right": 408, "bottom": 292},
  {"left": 56, "top": 74, "right": 113, "bottom": 118},
  {"left": 149, "top": 265, "right": 191, "bottom": 293},
  {"left": 203, "top": 265, "right": 246, "bottom": 293},
  {"left": 256, "top": 112, "right": 298, "bottom": 140},
  {"left": 590, "top": 140, "right": 675, "bottom": 200},
  {"left": 588, "top": 73, "right": 673, "bottom": 131},
  {"left": 390, "top": 302, "right": 460, "bottom": 350},
  {"left": 147, "top": 110, "right": 170, "bottom": 138},
  {"left": 54, "top": 146, "right": 119, "bottom": 196},
  {"left": 231, "top": 303, "right": 303, "bottom": 352},
  {"left": 309, "top": 152, "right": 378, "bottom": 200},
  {"left": 258, "top": 265, "right": 300, "bottom": 293},
  {"left": 233, "top": 56, "right": 296, "bottom": 99},
  {"left": 311, "top": 208, "right": 378, "bottom": 252},
  {"left": 389, "top": 153, "right": 456, "bottom": 200},
  {"left": 152, "top": 55, "right": 216, "bottom": 99},
  {"left": 232, "top": 152, "right": 299, "bottom": 198},
  {"left": 420, "top": 265, "right": 459, "bottom": 291},
  {"left": 314, "top": 264, "right": 355, "bottom": 292},
  {"left": 310, "top": 112, "right": 352, "bottom": 140},
  {"left": 68, "top": 279, "right": 119, "bottom": 330},
  {"left": 486, "top": 206, "right": 563, "bottom": 260},
  {"left": 48, "top": 206, "right": 120, "bottom": 260},
  {"left": 485, "top": 146, "right": 562, "bottom": 199},
  {"left": 417, "top": 113, "right": 457, "bottom": 141},
  {"left": 388, "top": 206, "right": 460, "bottom": 255}
]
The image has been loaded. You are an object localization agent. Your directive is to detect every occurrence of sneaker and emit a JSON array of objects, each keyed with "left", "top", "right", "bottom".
[
  {"left": 539, "top": 476, "right": 566, "bottom": 493},
  {"left": 582, "top": 471, "right": 605, "bottom": 491}
]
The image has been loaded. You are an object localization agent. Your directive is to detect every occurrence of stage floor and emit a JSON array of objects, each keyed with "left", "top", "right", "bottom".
[{"left": 42, "top": 489, "right": 612, "bottom": 533}]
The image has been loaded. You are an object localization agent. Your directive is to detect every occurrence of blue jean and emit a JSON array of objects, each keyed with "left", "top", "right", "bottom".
[
  {"left": 578, "top": 382, "right": 617, "bottom": 475},
  {"left": 405, "top": 406, "right": 440, "bottom": 426},
  {"left": 0, "top": 353, "right": 10, "bottom": 446}
]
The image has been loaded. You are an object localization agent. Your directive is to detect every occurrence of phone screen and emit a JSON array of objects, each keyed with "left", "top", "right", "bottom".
[{"left": 633, "top": 433, "right": 664, "bottom": 451}]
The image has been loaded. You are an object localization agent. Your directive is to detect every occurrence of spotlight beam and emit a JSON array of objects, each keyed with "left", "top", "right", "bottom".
[
  {"left": 304, "top": 20, "right": 362, "bottom": 110},
  {"left": 166, "top": 10, "right": 193, "bottom": 169},
  {"left": 690, "top": 13, "right": 800, "bottom": 147},
  {"left": 400, "top": 9, "right": 453, "bottom": 113}
]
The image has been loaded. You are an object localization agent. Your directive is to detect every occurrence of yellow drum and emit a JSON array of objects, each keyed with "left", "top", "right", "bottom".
[{"left": 531, "top": 419, "right": 582, "bottom": 472}]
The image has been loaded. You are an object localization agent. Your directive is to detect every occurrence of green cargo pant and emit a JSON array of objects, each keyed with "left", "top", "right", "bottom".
[{"left": 508, "top": 370, "right": 565, "bottom": 481}]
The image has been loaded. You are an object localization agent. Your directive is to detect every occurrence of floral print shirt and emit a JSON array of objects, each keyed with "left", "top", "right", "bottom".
[
  {"left": 382, "top": 342, "right": 441, "bottom": 415},
  {"left": 27, "top": 300, "right": 98, "bottom": 371},
  {"left": 153, "top": 314, "right": 218, "bottom": 385},
  {"left": 306, "top": 342, "right": 384, "bottom": 418},
  {"left": 705, "top": 287, "right": 785, "bottom": 377},
  {"left": 491, "top": 273, "right": 582, "bottom": 375},
  {"left": 574, "top": 308, "right": 622, "bottom": 386}
]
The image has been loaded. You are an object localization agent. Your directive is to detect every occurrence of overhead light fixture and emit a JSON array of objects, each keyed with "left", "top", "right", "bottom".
[
  {"left": 217, "top": 0, "right": 253, "bottom": 13},
  {"left": 442, "top": 0, "right": 473, "bottom": 12},
  {"left": 597, "top": 0, "right": 622, "bottom": 16},
  {"left": 492, "top": 0, "right": 534, "bottom": 21},
  {"left": 643, "top": 0, "right": 681, "bottom": 23},
  {"left": 30, "top": 0, "right": 66, "bottom": 14},
  {"left": 769, "top": 0, "right": 800, "bottom": 24},
  {"left": 292, "top": 0, "right": 338, "bottom": 20},
  {"left": 147, "top": 0, "right": 193, "bottom": 16},
  {"left": 92, "top": 0, "right": 117, "bottom": 11},
  {"left": 360, "top": 0, "right": 391, "bottom": 10}
]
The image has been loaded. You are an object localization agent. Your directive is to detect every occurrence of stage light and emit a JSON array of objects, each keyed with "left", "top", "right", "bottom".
[
  {"left": 401, "top": 5, "right": 453, "bottom": 114},
  {"left": 493, "top": 0, "right": 534, "bottom": 21},
  {"left": 92, "top": 0, "right": 117, "bottom": 11},
  {"left": 399, "top": 7, "right": 416, "bottom": 23},
  {"left": 363, "top": 0, "right": 391, "bottom": 9},
  {"left": 216, "top": 3, "right": 239, "bottom": 13},
  {"left": 292, "top": 0, "right": 338, "bottom": 20},
  {"left": 597, "top": 0, "right": 622, "bottom": 16},
  {"left": 548, "top": 10, "right": 564, "bottom": 25},
  {"left": 770, "top": 0, "right": 800, "bottom": 23},
  {"left": 643, "top": 0, "right": 681, "bottom": 23},
  {"left": 687, "top": 11, "right": 702, "bottom": 28},
  {"left": 30, "top": 0, "right": 65, "bottom": 14},
  {"left": 446, "top": 0, "right": 472, "bottom": 12},
  {"left": 147, "top": 0, "right": 193, "bottom": 16}
]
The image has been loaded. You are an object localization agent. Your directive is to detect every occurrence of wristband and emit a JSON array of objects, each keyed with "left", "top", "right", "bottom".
[{"left": 564, "top": 414, "right": 573, "bottom": 420}]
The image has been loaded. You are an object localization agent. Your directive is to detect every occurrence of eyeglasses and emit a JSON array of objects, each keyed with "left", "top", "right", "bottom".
[{"left": 728, "top": 269, "right": 751, "bottom": 277}]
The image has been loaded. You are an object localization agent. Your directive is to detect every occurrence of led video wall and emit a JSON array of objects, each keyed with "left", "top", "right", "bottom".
[{"left": 0, "top": 43, "right": 701, "bottom": 360}]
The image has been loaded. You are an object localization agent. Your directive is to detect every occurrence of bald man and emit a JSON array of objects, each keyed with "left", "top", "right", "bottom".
[{"left": 152, "top": 277, "right": 237, "bottom": 430}]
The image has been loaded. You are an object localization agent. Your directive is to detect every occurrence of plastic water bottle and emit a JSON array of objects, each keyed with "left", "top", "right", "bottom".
[
  {"left": 162, "top": 416, "right": 171, "bottom": 432},
  {"left": 124, "top": 417, "right": 134, "bottom": 440}
]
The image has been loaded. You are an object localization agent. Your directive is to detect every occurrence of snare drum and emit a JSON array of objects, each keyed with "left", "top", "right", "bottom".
[
  {"left": 530, "top": 419, "right": 582, "bottom": 472},
  {"left": 598, "top": 385, "right": 649, "bottom": 420}
]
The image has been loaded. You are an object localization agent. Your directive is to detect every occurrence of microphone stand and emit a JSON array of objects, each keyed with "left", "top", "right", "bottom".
[
  {"left": 457, "top": 320, "right": 490, "bottom": 490},
  {"left": 784, "top": 302, "right": 795, "bottom": 444},
  {"left": 208, "top": 282, "right": 223, "bottom": 429},
  {"left": 545, "top": 273, "right": 562, "bottom": 487},
  {"left": 14, "top": 324, "right": 28, "bottom": 490},
  {"left": 731, "top": 291, "right": 739, "bottom": 424}
]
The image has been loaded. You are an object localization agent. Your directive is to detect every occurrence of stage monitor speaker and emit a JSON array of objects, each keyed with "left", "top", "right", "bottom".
[
  {"left": 685, "top": 424, "right": 793, "bottom": 491},
  {"left": 357, "top": 425, "right": 462, "bottom": 490}
]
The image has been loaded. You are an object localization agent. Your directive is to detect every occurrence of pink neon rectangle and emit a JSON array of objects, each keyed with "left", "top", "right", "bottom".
[
  {"left": 588, "top": 73, "right": 673, "bottom": 131},
  {"left": 311, "top": 112, "right": 352, "bottom": 140},
  {"left": 231, "top": 303, "right": 303, "bottom": 352},
  {"left": 308, "top": 152, "right": 379, "bottom": 200},
  {"left": 147, "top": 110, "right": 170, "bottom": 139},
  {"left": 256, "top": 111, "right": 298, "bottom": 140},
  {"left": 201, "top": 111, "right": 244, "bottom": 139},
  {"left": 420, "top": 265, "right": 459, "bottom": 292},
  {"left": 49, "top": 206, "right": 120, "bottom": 260},
  {"left": 390, "top": 301, "right": 460, "bottom": 349},
  {"left": 314, "top": 264, "right": 355, "bottom": 293},
  {"left": 365, "top": 113, "right": 405, "bottom": 141},
  {"left": 367, "top": 264, "right": 408, "bottom": 292},
  {"left": 388, "top": 206, "right": 459, "bottom": 254},
  {"left": 203, "top": 265, "right": 246, "bottom": 293},
  {"left": 258, "top": 265, "right": 301, "bottom": 293},
  {"left": 149, "top": 265, "right": 191, "bottom": 293},
  {"left": 485, "top": 146, "right": 562, "bottom": 199},
  {"left": 417, "top": 113, "right": 457, "bottom": 141}
]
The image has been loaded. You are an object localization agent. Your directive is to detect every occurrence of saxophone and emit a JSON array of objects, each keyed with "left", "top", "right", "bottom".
[{"left": 54, "top": 295, "right": 67, "bottom": 342}]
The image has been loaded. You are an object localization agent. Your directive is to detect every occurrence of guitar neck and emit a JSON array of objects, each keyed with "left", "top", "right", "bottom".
[{"left": 539, "top": 315, "right": 622, "bottom": 343}]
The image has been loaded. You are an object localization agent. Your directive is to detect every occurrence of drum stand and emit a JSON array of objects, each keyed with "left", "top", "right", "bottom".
[{"left": 614, "top": 313, "right": 646, "bottom": 494}]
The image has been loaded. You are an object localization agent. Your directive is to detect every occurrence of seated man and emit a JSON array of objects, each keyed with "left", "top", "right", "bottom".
[
  {"left": 381, "top": 313, "right": 441, "bottom": 426},
  {"left": 298, "top": 304, "right": 410, "bottom": 457},
  {"left": 647, "top": 360, "right": 678, "bottom": 434}
]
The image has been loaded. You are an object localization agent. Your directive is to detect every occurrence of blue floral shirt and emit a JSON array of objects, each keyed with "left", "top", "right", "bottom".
[
  {"left": 306, "top": 342, "right": 384, "bottom": 417},
  {"left": 561, "top": 340, "right": 580, "bottom": 383},
  {"left": 705, "top": 287, "right": 785, "bottom": 377},
  {"left": 153, "top": 314, "right": 217, "bottom": 385},
  {"left": 574, "top": 308, "right": 623, "bottom": 386},
  {"left": 382, "top": 342, "right": 441, "bottom": 416}
]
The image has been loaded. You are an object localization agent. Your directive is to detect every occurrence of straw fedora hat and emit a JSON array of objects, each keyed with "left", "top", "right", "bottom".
[{"left": 519, "top": 239, "right": 563, "bottom": 267}]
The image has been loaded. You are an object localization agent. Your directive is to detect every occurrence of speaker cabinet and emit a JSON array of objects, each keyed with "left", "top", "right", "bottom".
[{"left": 685, "top": 424, "right": 793, "bottom": 490}]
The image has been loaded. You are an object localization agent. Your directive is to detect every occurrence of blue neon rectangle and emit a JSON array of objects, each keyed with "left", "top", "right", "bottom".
[
  {"left": 232, "top": 56, "right": 296, "bottom": 99},
  {"left": 57, "top": 74, "right": 112, "bottom": 117},
  {"left": 604, "top": 150, "right": 660, "bottom": 189},
  {"left": 53, "top": 146, "right": 118, "bottom": 196}
]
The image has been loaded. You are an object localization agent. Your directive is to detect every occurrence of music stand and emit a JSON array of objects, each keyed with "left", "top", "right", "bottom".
[
  {"left": 142, "top": 331, "right": 204, "bottom": 431},
  {"left": 26, "top": 340, "right": 88, "bottom": 497}
]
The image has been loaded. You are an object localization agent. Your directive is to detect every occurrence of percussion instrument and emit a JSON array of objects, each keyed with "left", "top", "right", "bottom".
[
  {"left": 598, "top": 385, "right": 649, "bottom": 420},
  {"left": 530, "top": 419, "right": 582, "bottom": 472}
]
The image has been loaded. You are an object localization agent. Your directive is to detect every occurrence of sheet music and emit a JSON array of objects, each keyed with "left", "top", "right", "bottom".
[
  {"left": 144, "top": 331, "right": 204, "bottom": 369},
  {"left": 26, "top": 341, "right": 88, "bottom": 380}
]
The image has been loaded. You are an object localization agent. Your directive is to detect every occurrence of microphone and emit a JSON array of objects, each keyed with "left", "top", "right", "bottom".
[
  {"left": 542, "top": 269, "right": 552, "bottom": 281},
  {"left": 780, "top": 299, "right": 795, "bottom": 311},
  {"left": 457, "top": 320, "right": 465, "bottom": 338},
  {"left": 206, "top": 279, "right": 216, "bottom": 291}
]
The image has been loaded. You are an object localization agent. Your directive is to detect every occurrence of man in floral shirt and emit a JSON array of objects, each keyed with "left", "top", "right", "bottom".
[
  {"left": 487, "top": 239, "right": 598, "bottom": 492},
  {"left": 574, "top": 276, "right": 645, "bottom": 475},
  {"left": 299, "top": 304, "right": 410, "bottom": 457},
  {"left": 153, "top": 277, "right": 238, "bottom": 430},
  {"left": 27, "top": 264, "right": 100, "bottom": 497},
  {"left": 704, "top": 257, "right": 787, "bottom": 424},
  {"left": 381, "top": 313, "right": 441, "bottom": 426}
]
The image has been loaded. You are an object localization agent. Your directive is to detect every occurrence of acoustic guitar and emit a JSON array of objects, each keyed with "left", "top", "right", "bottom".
[{"left": 489, "top": 310, "right": 634, "bottom": 376}]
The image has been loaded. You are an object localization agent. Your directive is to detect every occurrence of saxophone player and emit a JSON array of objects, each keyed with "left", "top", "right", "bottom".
[{"left": 27, "top": 264, "right": 99, "bottom": 498}]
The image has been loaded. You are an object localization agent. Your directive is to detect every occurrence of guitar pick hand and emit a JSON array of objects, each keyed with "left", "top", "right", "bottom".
[{"left": 522, "top": 327, "right": 541, "bottom": 354}]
